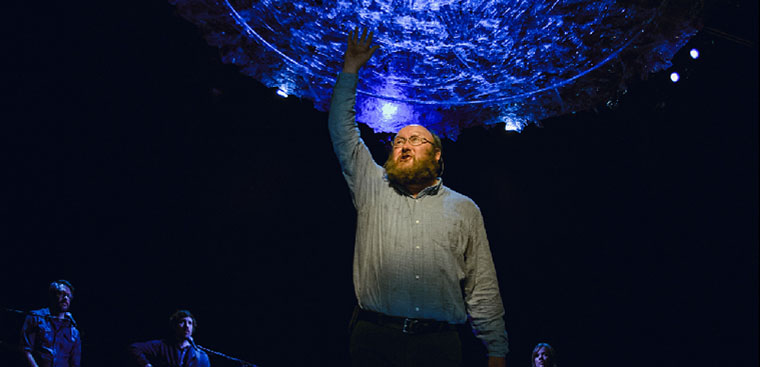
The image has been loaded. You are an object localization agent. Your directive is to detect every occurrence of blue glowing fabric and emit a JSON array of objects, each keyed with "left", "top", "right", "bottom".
[{"left": 170, "top": 0, "right": 700, "bottom": 138}]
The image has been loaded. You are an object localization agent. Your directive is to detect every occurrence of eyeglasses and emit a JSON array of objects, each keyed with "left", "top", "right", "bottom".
[{"left": 392, "top": 135, "right": 432, "bottom": 147}]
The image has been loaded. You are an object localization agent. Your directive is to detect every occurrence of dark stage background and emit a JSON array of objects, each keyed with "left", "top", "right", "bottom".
[{"left": 3, "top": 1, "right": 757, "bottom": 366}]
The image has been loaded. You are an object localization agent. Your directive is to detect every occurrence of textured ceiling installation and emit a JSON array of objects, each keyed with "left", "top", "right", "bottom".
[{"left": 170, "top": 0, "right": 702, "bottom": 138}]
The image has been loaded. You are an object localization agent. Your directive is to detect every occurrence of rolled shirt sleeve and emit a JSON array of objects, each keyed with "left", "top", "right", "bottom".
[{"left": 20, "top": 315, "right": 36, "bottom": 353}]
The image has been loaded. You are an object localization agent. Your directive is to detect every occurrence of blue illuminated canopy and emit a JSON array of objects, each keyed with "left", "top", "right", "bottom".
[{"left": 170, "top": 0, "right": 701, "bottom": 138}]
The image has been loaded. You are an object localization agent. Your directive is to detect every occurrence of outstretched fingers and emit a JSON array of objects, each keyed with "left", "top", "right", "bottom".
[
  {"left": 348, "top": 26, "right": 376, "bottom": 48},
  {"left": 359, "top": 29, "right": 375, "bottom": 48},
  {"left": 342, "top": 25, "right": 380, "bottom": 73}
]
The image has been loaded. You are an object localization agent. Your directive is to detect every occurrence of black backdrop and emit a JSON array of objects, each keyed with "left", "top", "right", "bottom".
[{"left": 3, "top": 1, "right": 757, "bottom": 366}]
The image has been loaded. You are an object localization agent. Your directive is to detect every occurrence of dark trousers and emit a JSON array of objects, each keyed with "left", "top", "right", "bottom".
[{"left": 349, "top": 319, "right": 462, "bottom": 367}]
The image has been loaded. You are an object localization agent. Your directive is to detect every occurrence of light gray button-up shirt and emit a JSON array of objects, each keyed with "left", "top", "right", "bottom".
[{"left": 328, "top": 72, "right": 508, "bottom": 356}]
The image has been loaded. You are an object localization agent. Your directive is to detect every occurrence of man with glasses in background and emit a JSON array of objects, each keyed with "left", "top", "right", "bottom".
[{"left": 329, "top": 27, "right": 509, "bottom": 367}]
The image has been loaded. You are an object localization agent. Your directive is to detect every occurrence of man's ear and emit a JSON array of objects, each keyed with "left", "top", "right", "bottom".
[{"left": 435, "top": 150, "right": 441, "bottom": 161}]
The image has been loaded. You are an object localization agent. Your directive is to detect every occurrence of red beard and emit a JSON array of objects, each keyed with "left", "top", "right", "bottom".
[{"left": 383, "top": 149, "right": 440, "bottom": 187}]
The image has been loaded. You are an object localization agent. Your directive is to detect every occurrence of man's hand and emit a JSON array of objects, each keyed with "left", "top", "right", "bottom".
[
  {"left": 488, "top": 356, "right": 507, "bottom": 367},
  {"left": 343, "top": 27, "right": 380, "bottom": 74}
]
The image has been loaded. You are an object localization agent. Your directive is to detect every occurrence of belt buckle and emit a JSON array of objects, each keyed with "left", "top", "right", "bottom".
[{"left": 402, "top": 318, "right": 418, "bottom": 334}]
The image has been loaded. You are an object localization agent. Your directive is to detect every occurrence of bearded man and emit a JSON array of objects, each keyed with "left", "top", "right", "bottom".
[
  {"left": 20, "top": 280, "right": 81, "bottom": 367},
  {"left": 328, "top": 27, "right": 509, "bottom": 367}
]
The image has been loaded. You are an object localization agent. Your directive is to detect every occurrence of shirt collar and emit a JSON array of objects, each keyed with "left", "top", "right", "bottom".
[
  {"left": 388, "top": 177, "right": 443, "bottom": 198},
  {"left": 421, "top": 178, "right": 443, "bottom": 197}
]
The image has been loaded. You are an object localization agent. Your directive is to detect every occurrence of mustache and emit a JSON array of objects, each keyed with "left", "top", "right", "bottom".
[{"left": 383, "top": 151, "right": 439, "bottom": 186}]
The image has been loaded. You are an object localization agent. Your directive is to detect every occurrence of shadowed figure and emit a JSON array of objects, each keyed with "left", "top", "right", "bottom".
[
  {"left": 128, "top": 310, "right": 210, "bottom": 367},
  {"left": 20, "top": 280, "right": 81, "bottom": 367}
]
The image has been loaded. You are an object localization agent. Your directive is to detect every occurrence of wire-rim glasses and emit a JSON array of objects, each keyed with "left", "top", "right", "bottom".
[{"left": 392, "top": 135, "right": 432, "bottom": 148}]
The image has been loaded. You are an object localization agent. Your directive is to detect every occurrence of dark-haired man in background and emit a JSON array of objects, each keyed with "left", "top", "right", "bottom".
[
  {"left": 20, "top": 280, "right": 81, "bottom": 367},
  {"left": 330, "top": 27, "right": 509, "bottom": 367},
  {"left": 129, "top": 310, "right": 210, "bottom": 367}
]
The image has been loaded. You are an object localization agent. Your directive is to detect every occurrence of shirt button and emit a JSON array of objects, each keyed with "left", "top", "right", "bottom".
[
  {"left": 415, "top": 307, "right": 420, "bottom": 311},
  {"left": 415, "top": 246, "right": 420, "bottom": 249},
  {"left": 415, "top": 220, "right": 420, "bottom": 224},
  {"left": 415, "top": 275, "right": 420, "bottom": 279}
]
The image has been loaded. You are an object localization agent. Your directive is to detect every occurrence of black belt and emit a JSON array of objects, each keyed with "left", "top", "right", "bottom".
[{"left": 357, "top": 309, "right": 459, "bottom": 334}]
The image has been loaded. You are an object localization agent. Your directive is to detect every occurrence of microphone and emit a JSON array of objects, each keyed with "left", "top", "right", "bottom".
[{"left": 65, "top": 312, "right": 78, "bottom": 328}]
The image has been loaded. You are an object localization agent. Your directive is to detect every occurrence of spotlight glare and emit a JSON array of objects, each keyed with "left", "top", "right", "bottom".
[
  {"left": 503, "top": 117, "right": 524, "bottom": 132},
  {"left": 689, "top": 48, "right": 699, "bottom": 59},
  {"left": 670, "top": 72, "right": 680, "bottom": 83},
  {"left": 276, "top": 88, "right": 288, "bottom": 98},
  {"left": 381, "top": 102, "right": 399, "bottom": 120}
]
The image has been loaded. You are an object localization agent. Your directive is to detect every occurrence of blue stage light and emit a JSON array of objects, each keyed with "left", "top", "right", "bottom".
[
  {"left": 381, "top": 103, "right": 399, "bottom": 120},
  {"left": 689, "top": 48, "right": 700, "bottom": 59},
  {"left": 504, "top": 120, "right": 522, "bottom": 132},
  {"left": 276, "top": 88, "right": 289, "bottom": 98},
  {"left": 171, "top": 0, "right": 700, "bottom": 138},
  {"left": 670, "top": 72, "right": 680, "bottom": 82}
]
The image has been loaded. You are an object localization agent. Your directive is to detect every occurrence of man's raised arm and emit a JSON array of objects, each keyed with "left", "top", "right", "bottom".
[{"left": 328, "top": 27, "right": 380, "bottom": 189}]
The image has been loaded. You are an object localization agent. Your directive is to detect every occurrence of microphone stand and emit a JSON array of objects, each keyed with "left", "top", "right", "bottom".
[
  {"left": 195, "top": 344, "right": 259, "bottom": 367},
  {"left": 188, "top": 336, "right": 259, "bottom": 367}
]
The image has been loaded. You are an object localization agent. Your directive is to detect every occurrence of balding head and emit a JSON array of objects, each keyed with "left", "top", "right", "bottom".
[{"left": 395, "top": 125, "right": 442, "bottom": 153}]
